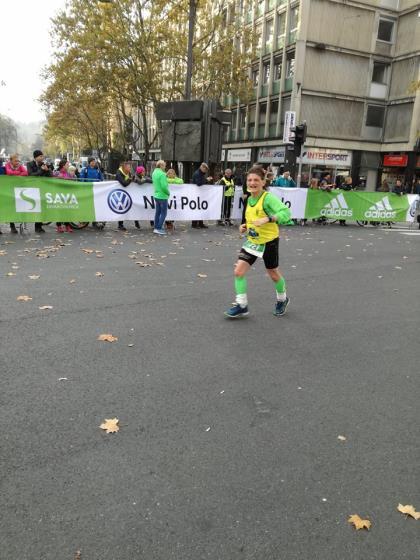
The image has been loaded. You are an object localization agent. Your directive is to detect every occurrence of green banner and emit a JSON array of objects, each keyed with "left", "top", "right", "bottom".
[
  {"left": 0, "top": 176, "right": 95, "bottom": 222},
  {"left": 305, "top": 190, "right": 409, "bottom": 222}
]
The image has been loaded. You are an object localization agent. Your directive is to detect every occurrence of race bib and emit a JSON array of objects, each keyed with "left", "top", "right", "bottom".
[{"left": 242, "top": 239, "right": 266, "bottom": 258}]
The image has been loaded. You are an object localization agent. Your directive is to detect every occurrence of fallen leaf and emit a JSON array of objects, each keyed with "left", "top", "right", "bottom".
[
  {"left": 95, "top": 272, "right": 104, "bottom": 277},
  {"left": 74, "top": 550, "right": 81, "bottom": 560},
  {"left": 100, "top": 418, "right": 119, "bottom": 433},
  {"left": 11, "top": 265, "right": 19, "bottom": 270},
  {"left": 337, "top": 435, "right": 347, "bottom": 441},
  {"left": 69, "top": 279, "right": 76, "bottom": 284},
  {"left": 197, "top": 273, "right": 207, "bottom": 278},
  {"left": 6, "top": 272, "right": 16, "bottom": 277},
  {"left": 98, "top": 334, "right": 118, "bottom": 343},
  {"left": 0, "top": 250, "right": 8, "bottom": 256},
  {"left": 82, "top": 248, "right": 94, "bottom": 254},
  {"left": 17, "top": 295, "right": 32, "bottom": 302},
  {"left": 397, "top": 504, "right": 420, "bottom": 520},
  {"left": 127, "top": 344, "right": 134, "bottom": 348},
  {"left": 28, "top": 275, "right": 40, "bottom": 280},
  {"left": 348, "top": 514, "right": 371, "bottom": 530},
  {"left": 39, "top": 305, "right": 53, "bottom": 310}
]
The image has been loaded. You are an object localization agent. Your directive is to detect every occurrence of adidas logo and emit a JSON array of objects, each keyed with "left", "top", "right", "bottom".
[
  {"left": 364, "top": 196, "right": 396, "bottom": 219},
  {"left": 320, "top": 193, "right": 353, "bottom": 218}
]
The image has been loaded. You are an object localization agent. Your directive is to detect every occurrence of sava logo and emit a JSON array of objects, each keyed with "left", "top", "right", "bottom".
[
  {"left": 14, "top": 187, "right": 41, "bottom": 213},
  {"left": 108, "top": 189, "right": 133, "bottom": 214},
  {"left": 45, "top": 192, "right": 79, "bottom": 209},
  {"left": 320, "top": 193, "right": 353, "bottom": 218},
  {"left": 364, "top": 196, "right": 396, "bottom": 219}
]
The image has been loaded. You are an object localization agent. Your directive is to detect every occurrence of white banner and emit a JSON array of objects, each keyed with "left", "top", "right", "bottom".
[
  {"left": 231, "top": 187, "right": 308, "bottom": 220},
  {"left": 93, "top": 182, "right": 224, "bottom": 221},
  {"left": 283, "top": 111, "right": 296, "bottom": 144}
]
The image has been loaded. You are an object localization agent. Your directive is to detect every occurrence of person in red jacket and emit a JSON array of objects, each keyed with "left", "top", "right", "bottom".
[{"left": 4, "top": 154, "right": 28, "bottom": 234}]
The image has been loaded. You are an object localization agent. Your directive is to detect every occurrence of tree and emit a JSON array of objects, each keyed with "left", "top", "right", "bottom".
[
  {"left": 0, "top": 114, "right": 18, "bottom": 155},
  {"left": 42, "top": 0, "right": 254, "bottom": 166}
]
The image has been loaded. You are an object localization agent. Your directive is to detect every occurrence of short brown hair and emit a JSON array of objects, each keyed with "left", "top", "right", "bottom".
[{"left": 247, "top": 165, "right": 266, "bottom": 180}]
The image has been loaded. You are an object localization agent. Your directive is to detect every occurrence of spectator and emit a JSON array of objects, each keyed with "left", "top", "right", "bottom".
[
  {"left": 54, "top": 160, "right": 73, "bottom": 232},
  {"left": 319, "top": 173, "right": 335, "bottom": 191},
  {"left": 191, "top": 162, "right": 212, "bottom": 228},
  {"left": 273, "top": 170, "right": 296, "bottom": 188},
  {"left": 413, "top": 178, "right": 420, "bottom": 195},
  {"left": 27, "top": 150, "right": 52, "bottom": 233},
  {"left": 4, "top": 154, "right": 27, "bottom": 234},
  {"left": 165, "top": 168, "right": 183, "bottom": 231},
  {"left": 79, "top": 157, "right": 103, "bottom": 229},
  {"left": 115, "top": 161, "right": 134, "bottom": 231},
  {"left": 380, "top": 179, "right": 390, "bottom": 192},
  {"left": 218, "top": 168, "right": 235, "bottom": 226},
  {"left": 309, "top": 178, "right": 319, "bottom": 189},
  {"left": 152, "top": 160, "right": 170, "bottom": 235},
  {"left": 338, "top": 176, "right": 354, "bottom": 226},
  {"left": 393, "top": 179, "right": 406, "bottom": 196},
  {"left": 135, "top": 165, "right": 153, "bottom": 228},
  {"left": 79, "top": 157, "right": 103, "bottom": 182},
  {"left": 68, "top": 165, "right": 78, "bottom": 179}
]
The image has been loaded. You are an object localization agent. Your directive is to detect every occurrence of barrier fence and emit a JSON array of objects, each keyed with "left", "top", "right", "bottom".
[{"left": 0, "top": 177, "right": 418, "bottom": 223}]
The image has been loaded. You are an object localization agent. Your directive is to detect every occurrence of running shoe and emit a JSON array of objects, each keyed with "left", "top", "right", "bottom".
[
  {"left": 224, "top": 303, "right": 249, "bottom": 319},
  {"left": 273, "top": 297, "right": 290, "bottom": 317},
  {"left": 153, "top": 228, "right": 166, "bottom": 235}
]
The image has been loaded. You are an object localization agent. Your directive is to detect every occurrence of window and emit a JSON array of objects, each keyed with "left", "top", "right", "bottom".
[
  {"left": 269, "top": 100, "right": 279, "bottom": 122},
  {"left": 265, "top": 18, "right": 274, "bottom": 46},
  {"left": 286, "top": 56, "right": 295, "bottom": 78},
  {"left": 289, "top": 6, "right": 299, "bottom": 31},
  {"left": 276, "top": 12, "right": 286, "bottom": 36},
  {"left": 239, "top": 108, "right": 246, "bottom": 128},
  {"left": 366, "top": 105, "right": 385, "bottom": 127},
  {"left": 372, "top": 62, "right": 389, "bottom": 84},
  {"left": 274, "top": 60, "right": 282, "bottom": 80},
  {"left": 377, "top": 19, "right": 394, "bottom": 42},
  {"left": 263, "top": 63, "right": 271, "bottom": 83},
  {"left": 252, "top": 68, "right": 260, "bottom": 86},
  {"left": 259, "top": 103, "right": 267, "bottom": 124}
]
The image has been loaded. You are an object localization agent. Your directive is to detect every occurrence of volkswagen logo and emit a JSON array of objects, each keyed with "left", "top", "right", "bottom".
[{"left": 107, "top": 189, "right": 133, "bottom": 214}]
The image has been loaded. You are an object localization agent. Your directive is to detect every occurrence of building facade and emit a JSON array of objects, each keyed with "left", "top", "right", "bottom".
[{"left": 223, "top": 0, "right": 420, "bottom": 190}]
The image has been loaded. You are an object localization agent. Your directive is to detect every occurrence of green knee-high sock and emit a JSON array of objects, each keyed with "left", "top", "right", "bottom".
[
  {"left": 234, "top": 276, "right": 248, "bottom": 306},
  {"left": 275, "top": 276, "right": 286, "bottom": 301}
]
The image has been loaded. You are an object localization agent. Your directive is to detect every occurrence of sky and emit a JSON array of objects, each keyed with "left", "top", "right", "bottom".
[{"left": 0, "top": 0, "right": 67, "bottom": 124}]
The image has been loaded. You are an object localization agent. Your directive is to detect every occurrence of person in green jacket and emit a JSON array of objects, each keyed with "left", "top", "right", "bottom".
[
  {"left": 165, "top": 169, "right": 183, "bottom": 230},
  {"left": 152, "top": 160, "right": 170, "bottom": 235}
]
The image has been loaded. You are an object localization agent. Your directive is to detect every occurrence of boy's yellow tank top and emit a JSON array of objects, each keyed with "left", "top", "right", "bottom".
[{"left": 246, "top": 191, "right": 279, "bottom": 244}]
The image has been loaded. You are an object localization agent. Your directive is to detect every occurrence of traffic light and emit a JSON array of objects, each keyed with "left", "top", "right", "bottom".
[{"left": 291, "top": 122, "right": 307, "bottom": 156}]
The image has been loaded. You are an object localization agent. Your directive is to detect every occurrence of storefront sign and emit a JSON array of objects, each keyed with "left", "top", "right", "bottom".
[
  {"left": 383, "top": 154, "right": 408, "bottom": 167},
  {"left": 257, "top": 147, "right": 285, "bottom": 163},
  {"left": 299, "top": 149, "right": 352, "bottom": 167},
  {"left": 283, "top": 111, "right": 296, "bottom": 144},
  {"left": 227, "top": 148, "right": 251, "bottom": 162}
]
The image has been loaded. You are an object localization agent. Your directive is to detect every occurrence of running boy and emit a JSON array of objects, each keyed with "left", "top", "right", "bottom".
[{"left": 225, "top": 165, "right": 291, "bottom": 318}]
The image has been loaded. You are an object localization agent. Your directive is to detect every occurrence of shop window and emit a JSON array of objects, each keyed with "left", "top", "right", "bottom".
[
  {"left": 366, "top": 105, "right": 385, "bottom": 127},
  {"left": 377, "top": 19, "right": 394, "bottom": 43},
  {"left": 263, "top": 63, "right": 271, "bottom": 84},
  {"left": 372, "top": 62, "right": 389, "bottom": 84}
]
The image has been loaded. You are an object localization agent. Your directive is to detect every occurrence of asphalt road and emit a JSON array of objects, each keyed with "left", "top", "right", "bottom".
[{"left": 0, "top": 220, "right": 419, "bottom": 560}]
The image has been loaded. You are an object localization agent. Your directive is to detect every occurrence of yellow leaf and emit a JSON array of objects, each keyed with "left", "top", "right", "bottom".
[
  {"left": 98, "top": 334, "right": 118, "bottom": 343},
  {"left": 6, "top": 272, "right": 16, "bottom": 277},
  {"left": 397, "top": 504, "right": 420, "bottom": 520},
  {"left": 348, "top": 514, "right": 371, "bottom": 530},
  {"left": 39, "top": 305, "right": 53, "bottom": 310},
  {"left": 100, "top": 418, "right": 119, "bottom": 433},
  {"left": 17, "top": 295, "right": 32, "bottom": 302}
]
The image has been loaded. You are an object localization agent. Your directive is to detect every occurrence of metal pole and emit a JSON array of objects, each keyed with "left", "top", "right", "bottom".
[
  {"left": 297, "top": 143, "right": 303, "bottom": 188},
  {"left": 185, "top": 0, "right": 197, "bottom": 100}
]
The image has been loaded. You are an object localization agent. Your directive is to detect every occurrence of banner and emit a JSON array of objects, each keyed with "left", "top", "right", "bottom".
[
  {"left": 0, "top": 176, "right": 95, "bottom": 222},
  {"left": 232, "top": 187, "right": 308, "bottom": 220},
  {"left": 0, "top": 176, "right": 417, "bottom": 222},
  {"left": 0, "top": 177, "right": 224, "bottom": 222},
  {"left": 93, "top": 182, "right": 223, "bottom": 221},
  {"left": 304, "top": 190, "right": 412, "bottom": 222}
]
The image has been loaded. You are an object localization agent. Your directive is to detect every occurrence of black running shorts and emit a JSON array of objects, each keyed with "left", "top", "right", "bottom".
[{"left": 238, "top": 237, "right": 279, "bottom": 269}]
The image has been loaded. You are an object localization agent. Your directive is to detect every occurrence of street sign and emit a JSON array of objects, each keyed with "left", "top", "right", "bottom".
[{"left": 283, "top": 111, "right": 296, "bottom": 144}]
